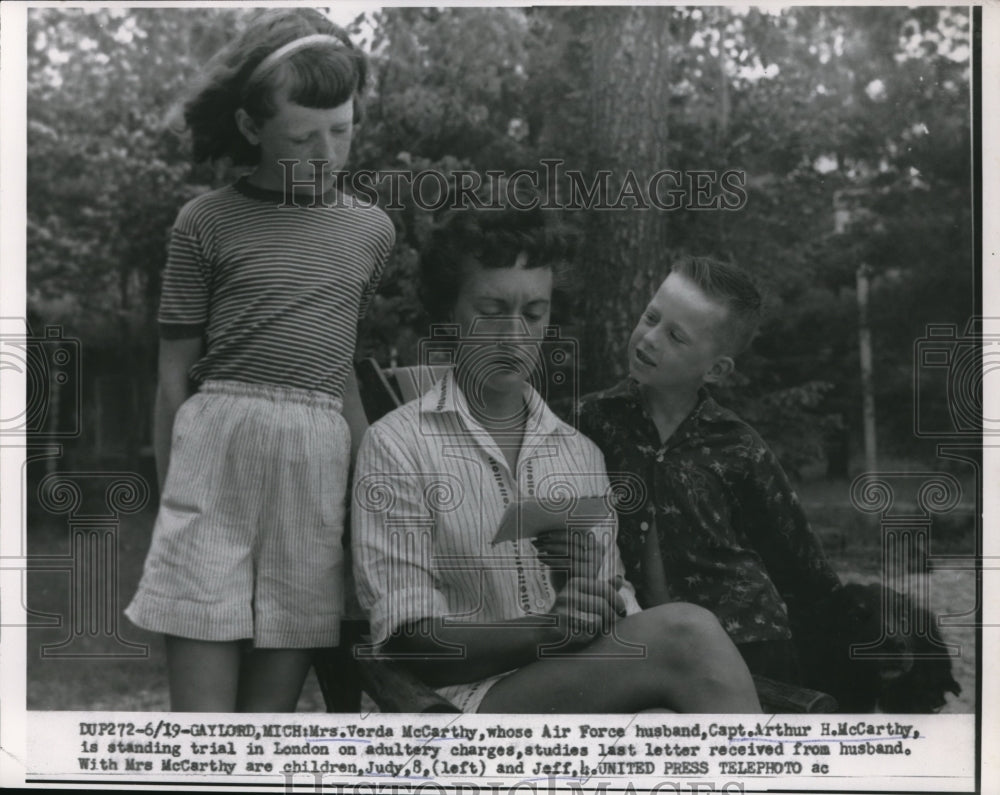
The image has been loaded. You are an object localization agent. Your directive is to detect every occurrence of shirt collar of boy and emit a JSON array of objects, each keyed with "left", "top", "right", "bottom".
[
  {"left": 601, "top": 378, "right": 731, "bottom": 444},
  {"left": 620, "top": 377, "right": 721, "bottom": 418},
  {"left": 419, "top": 367, "right": 562, "bottom": 437}
]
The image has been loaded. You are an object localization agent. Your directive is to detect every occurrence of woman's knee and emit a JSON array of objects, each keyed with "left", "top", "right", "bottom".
[
  {"left": 631, "top": 603, "right": 735, "bottom": 664},
  {"left": 650, "top": 602, "right": 726, "bottom": 640},
  {"left": 618, "top": 605, "right": 759, "bottom": 712}
]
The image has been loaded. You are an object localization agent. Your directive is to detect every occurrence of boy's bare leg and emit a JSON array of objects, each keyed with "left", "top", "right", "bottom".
[
  {"left": 165, "top": 636, "right": 241, "bottom": 712},
  {"left": 237, "top": 649, "right": 313, "bottom": 712},
  {"left": 478, "top": 604, "right": 760, "bottom": 713}
]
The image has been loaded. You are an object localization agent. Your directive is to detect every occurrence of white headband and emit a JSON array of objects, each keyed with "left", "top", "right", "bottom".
[{"left": 247, "top": 33, "right": 345, "bottom": 86}]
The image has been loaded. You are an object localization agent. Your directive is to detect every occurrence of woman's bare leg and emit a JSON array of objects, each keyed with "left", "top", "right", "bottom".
[{"left": 478, "top": 604, "right": 760, "bottom": 713}]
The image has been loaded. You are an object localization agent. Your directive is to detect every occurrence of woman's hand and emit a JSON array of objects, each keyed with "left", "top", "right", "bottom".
[
  {"left": 532, "top": 526, "right": 605, "bottom": 584},
  {"left": 549, "top": 575, "right": 627, "bottom": 649}
]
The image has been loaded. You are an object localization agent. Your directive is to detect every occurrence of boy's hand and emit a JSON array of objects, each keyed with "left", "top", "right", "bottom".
[{"left": 549, "top": 576, "right": 627, "bottom": 648}]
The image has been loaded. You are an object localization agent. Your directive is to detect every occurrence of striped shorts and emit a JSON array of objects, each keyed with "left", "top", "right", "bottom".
[
  {"left": 359, "top": 670, "right": 514, "bottom": 715},
  {"left": 125, "top": 380, "right": 350, "bottom": 648}
]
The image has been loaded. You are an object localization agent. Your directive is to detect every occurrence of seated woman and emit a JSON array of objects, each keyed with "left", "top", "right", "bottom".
[{"left": 351, "top": 199, "right": 761, "bottom": 714}]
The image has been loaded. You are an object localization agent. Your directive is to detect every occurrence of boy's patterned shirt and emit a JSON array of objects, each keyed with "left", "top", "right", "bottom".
[{"left": 578, "top": 378, "right": 840, "bottom": 644}]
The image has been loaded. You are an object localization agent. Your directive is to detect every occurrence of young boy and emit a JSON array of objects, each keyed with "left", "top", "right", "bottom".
[{"left": 578, "top": 256, "right": 841, "bottom": 681}]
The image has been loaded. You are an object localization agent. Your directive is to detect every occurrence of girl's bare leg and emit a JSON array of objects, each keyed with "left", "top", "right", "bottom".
[
  {"left": 165, "top": 636, "right": 241, "bottom": 712},
  {"left": 478, "top": 603, "right": 760, "bottom": 713},
  {"left": 236, "top": 649, "right": 313, "bottom": 712}
]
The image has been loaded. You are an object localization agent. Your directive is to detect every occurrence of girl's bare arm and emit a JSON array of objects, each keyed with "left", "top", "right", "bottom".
[{"left": 153, "top": 337, "right": 203, "bottom": 493}]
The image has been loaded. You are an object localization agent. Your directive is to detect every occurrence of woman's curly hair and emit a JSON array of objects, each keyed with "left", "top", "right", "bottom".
[{"left": 419, "top": 181, "right": 577, "bottom": 323}]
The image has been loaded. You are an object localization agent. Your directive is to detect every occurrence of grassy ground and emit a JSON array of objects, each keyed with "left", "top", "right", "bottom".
[{"left": 25, "top": 476, "right": 978, "bottom": 713}]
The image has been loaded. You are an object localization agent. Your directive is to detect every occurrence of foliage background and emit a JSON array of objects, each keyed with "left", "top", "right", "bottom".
[{"left": 25, "top": 5, "right": 974, "bottom": 476}]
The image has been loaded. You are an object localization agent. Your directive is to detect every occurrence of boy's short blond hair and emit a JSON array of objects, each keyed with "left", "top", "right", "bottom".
[{"left": 670, "top": 255, "right": 762, "bottom": 356}]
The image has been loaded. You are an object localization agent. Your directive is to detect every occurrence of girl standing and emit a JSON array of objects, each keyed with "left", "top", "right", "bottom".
[{"left": 126, "top": 9, "right": 395, "bottom": 712}]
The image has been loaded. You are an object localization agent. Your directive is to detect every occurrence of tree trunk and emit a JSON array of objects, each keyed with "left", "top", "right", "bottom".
[{"left": 574, "top": 7, "right": 674, "bottom": 393}]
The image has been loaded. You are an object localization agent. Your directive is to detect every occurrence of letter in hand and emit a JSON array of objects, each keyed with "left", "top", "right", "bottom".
[
  {"left": 492, "top": 496, "right": 610, "bottom": 545},
  {"left": 491, "top": 495, "right": 612, "bottom": 587}
]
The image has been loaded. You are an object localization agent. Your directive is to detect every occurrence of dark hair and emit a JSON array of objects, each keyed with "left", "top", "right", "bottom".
[
  {"left": 179, "top": 9, "right": 367, "bottom": 165},
  {"left": 419, "top": 192, "right": 574, "bottom": 323},
  {"left": 670, "top": 255, "right": 762, "bottom": 355}
]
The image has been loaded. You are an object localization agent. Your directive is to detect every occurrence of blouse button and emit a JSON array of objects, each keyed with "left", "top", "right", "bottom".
[{"left": 640, "top": 521, "right": 649, "bottom": 531}]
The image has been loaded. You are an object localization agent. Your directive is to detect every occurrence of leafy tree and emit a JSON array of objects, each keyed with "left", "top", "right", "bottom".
[
  {"left": 27, "top": 8, "right": 239, "bottom": 460},
  {"left": 26, "top": 6, "right": 972, "bottom": 470},
  {"left": 529, "top": 6, "right": 971, "bottom": 466}
]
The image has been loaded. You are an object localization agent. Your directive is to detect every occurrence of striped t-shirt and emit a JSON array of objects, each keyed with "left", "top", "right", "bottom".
[{"left": 158, "top": 178, "right": 395, "bottom": 398}]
